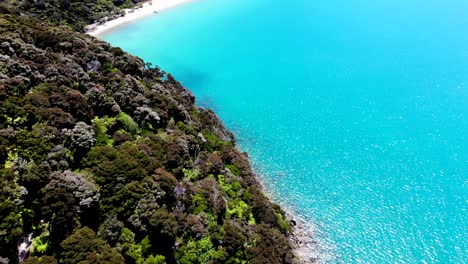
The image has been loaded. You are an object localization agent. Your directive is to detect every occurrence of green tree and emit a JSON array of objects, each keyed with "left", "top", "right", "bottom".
[
  {"left": 60, "top": 227, "right": 124, "bottom": 264},
  {"left": 145, "top": 255, "right": 166, "bottom": 264}
]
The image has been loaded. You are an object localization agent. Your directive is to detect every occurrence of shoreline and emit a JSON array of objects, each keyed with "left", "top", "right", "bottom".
[
  {"left": 288, "top": 212, "right": 326, "bottom": 264},
  {"left": 253, "top": 170, "right": 336, "bottom": 264},
  {"left": 242, "top": 155, "right": 335, "bottom": 263},
  {"left": 86, "top": 0, "right": 330, "bottom": 261},
  {"left": 86, "top": 0, "right": 193, "bottom": 36}
]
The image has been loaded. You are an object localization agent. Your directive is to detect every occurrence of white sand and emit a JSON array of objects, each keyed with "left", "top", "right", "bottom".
[{"left": 87, "top": 0, "right": 193, "bottom": 37}]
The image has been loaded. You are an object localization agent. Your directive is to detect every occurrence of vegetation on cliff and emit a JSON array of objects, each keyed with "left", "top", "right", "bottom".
[{"left": 0, "top": 9, "right": 296, "bottom": 264}]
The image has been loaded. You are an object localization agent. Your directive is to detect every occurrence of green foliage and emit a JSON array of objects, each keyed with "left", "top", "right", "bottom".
[
  {"left": 31, "top": 232, "right": 51, "bottom": 255},
  {"left": 61, "top": 227, "right": 124, "bottom": 264},
  {"left": 226, "top": 164, "right": 242, "bottom": 176},
  {"left": 120, "top": 227, "right": 135, "bottom": 244},
  {"left": 82, "top": 144, "right": 151, "bottom": 218},
  {"left": 192, "top": 193, "right": 208, "bottom": 215},
  {"left": 23, "top": 256, "right": 58, "bottom": 264},
  {"left": 174, "top": 240, "right": 196, "bottom": 264},
  {"left": 248, "top": 213, "right": 256, "bottom": 225},
  {"left": 175, "top": 121, "right": 185, "bottom": 131},
  {"left": 124, "top": 243, "right": 144, "bottom": 264},
  {"left": 175, "top": 237, "right": 220, "bottom": 264},
  {"left": 119, "top": 228, "right": 149, "bottom": 264},
  {"left": 106, "top": 181, "right": 147, "bottom": 218},
  {"left": 182, "top": 168, "right": 200, "bottom": 181},
  {"left": 175, "top": 121, "right": 196, "bottom": 135},
  {"left": 116, "top": 112, "right": 139, "bottom": 134},
  {"left": 14, "top": 126, "right": 54, "bottom": 162},
  {"left": 204, "top": 213, "right": 222, "bottom": 237},
  {"left": 226, "top": 199, "right": 249, "bottom": 219},
  {"left": 202, "top": 131, "right": 228, "bottom": 152},
  {"left": 149, "top": 207, "right": 178, "bottom": 238},
  {"left": 276, "top": 213, "right": 292, "bottom": 233},
  {"left": 196, "top": 237, "right": 218, "bottom": 263},
  {"left": 140, "top": 236, "right": 152, "bottom": 256},
  {"left": 4, "top": 151, "right": 17, "bottom": 169},
  {"left": 218, "top": 174, "right": 242, "bottom": 198},
  {"left": 242, "top": 189, "right": 252, "bottom": 202},
  {"left": 92, "top": 116, "right": 116, "bottom": 146},
  {"left": 144, "top": 255, "right": 165, "bottom": 264},
  {"left": 11, "top": 0, "right": 141, "bottom": 31}
]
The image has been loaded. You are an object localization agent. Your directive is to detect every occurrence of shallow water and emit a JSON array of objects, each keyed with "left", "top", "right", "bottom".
[{"left": 102, "top": 0, "right": 468, "bottom": 262}]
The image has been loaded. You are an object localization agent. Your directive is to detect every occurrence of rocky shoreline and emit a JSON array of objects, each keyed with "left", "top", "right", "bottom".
[
  {"left": 288, "top": 213, "right": 335, "bottom": 264},
  {"left": 243, "top": 162, "right": 330, "bottom": 263}
]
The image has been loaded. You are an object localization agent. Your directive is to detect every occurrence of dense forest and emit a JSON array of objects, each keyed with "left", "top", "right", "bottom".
[
  {"left": 0, "top": 2, "right": 300, "bottom": 264},
  {"left": 9, "top": 0, "right": 144, "bottom": 31}
]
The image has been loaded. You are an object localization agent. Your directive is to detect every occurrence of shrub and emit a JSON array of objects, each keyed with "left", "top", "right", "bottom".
[
  {"left": 192, "top": 193, "right": 208, "bottom": 215},
  {"left": 226, "top": 164, "right": 242, "bottom": 176},
  {"left": 116, "top": 112, "right": 139, "bottom": 134},
  {"left": 226, "top": 199, "right": 249, "bottom": 219},
  {"left": 92, "top": 116, "right": 116, "bottom": 146},
  {"left": 31, "top": 233, "right": 51, "bottom": 255},
  {"left": 182, "top": 168, "right": 200, "bottom": 181},
  {"left": 174, "top": 237, "right": 218, "bottom": 264},
  {"left": 60, "top": 227, "right": 124, "bottom": 264},
  {"left": 145, "top": 255, "right": 166, "bottom": 264}
]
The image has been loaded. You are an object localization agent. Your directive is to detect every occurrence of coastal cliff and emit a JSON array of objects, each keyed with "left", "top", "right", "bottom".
[{"left": 0, "top": 3, "right": 307, "bottom": 264}]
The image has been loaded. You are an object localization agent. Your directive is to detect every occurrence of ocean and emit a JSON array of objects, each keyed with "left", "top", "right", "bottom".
[{"left": 101, "top": 0, "right": 468, "bottom": 262}]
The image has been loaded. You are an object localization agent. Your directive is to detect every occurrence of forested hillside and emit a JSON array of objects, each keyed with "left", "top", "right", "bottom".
[
  {"left": 8, "top": 0, "right": 144, "bottom": 31},
  {"left": 0, "top": 7, "right": 297, "bottom": 264}
]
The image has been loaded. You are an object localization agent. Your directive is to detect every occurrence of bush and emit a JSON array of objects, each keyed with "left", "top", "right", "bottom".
[
  {"left": 145, "top": 255, "right": 165, "bottom": 264},
  {"left": 31, "top": 233, "right": 51, "bottom": 255},
  {"left": 182, "top": 168, "right": 200, "bottom": 181},
  {"left": 60, "top": 227, "right": 124, "bottom": 264},
  {"left": 92, "top": 116, "right": 116, "bottom": 146},
  {"left": 116, "top": 112, "right": 139, "bottom": 133},
  {"left": 226, "top": 199, "right": 249, "bottom": 219}
]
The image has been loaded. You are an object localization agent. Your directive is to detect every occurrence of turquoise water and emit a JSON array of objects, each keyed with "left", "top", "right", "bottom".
[{"left": 102, "top": 0, "right": 468, "bottom": 262}]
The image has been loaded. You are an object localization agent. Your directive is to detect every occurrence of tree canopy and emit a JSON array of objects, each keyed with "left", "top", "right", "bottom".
[{"left": 0, "top": 7, "right": 297, "bottom": 264}]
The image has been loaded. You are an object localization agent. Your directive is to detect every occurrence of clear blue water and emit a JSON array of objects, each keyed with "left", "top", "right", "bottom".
[{"left": 102, "top": 0, "right": 468, "bottom": 262}]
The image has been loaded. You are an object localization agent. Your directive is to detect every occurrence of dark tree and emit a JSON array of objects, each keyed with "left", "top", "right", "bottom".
[{"left": 60, "top": 227, "right": 124, "bottom": 264}]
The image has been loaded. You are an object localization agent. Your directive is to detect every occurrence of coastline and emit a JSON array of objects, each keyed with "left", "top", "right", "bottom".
[
  {"left": 252, "top": 168, "right": 335, "bottom": 264},
  {"left": 88, "top": 1, "right": 328, "bottom": 262},
  {"left": 86, "top": 0, "right": 193, "bottom": 36},
  {"left": 288, "top": 213, "right": 327, "bottom": 264}
]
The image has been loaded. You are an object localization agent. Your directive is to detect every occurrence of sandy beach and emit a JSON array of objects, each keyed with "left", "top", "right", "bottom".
[{"left": 87, "top": 0, "right": 193, "bottom": 36}]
